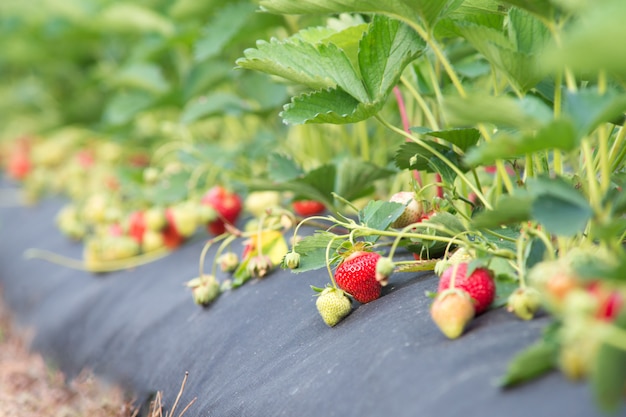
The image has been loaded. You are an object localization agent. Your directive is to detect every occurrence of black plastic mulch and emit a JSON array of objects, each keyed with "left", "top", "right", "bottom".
[{"left": 0, "top": 191, "right": 619, "bottom": 417}]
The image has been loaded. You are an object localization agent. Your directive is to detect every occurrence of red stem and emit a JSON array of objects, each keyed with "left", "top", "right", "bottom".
[{"left": 393, "top": 86, "right": 423, "bottom": 187}]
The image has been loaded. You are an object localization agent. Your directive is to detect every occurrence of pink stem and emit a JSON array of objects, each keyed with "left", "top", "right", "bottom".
[{"left": 393, "top": 86, "right": 423, "bottom": 187}]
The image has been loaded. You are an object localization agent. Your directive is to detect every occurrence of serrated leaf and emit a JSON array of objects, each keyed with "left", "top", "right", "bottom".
[
  {"left": 499, "top": 340, "right": 557, "bottom": 387},
  {"left": 464, "top": 119, "right": 577, "bottom": 166},
  {"left": 258, "top": 0, "right": 464, "bottom": 28},
  {"left": 358, "top": 15, "right": 425, "bottom": 100},
  {"left": 336, "top": 158, "right": 396, "bottom": 201},
  {"left": 180, "top": 92, "right": 248, "bottom": 124},
  {"left": 289, "top": 231, "right": 343, "bottom": 273},
  {"left": 358, "top": 200, "right": 406, "bottom": 234},
  {"left": 194, "top": 1, "right": 257, "bottom": 62},
  {"left": 508, "top": 7, "right": 550, "bottom": 54},
  {"left": 267, "top": 153, "right": 303, "bottom": 182},
  {"left": 281, "top": 88, "right": 381, "bottom": 125},
  {"left": 237, "top": 38, "right": 368, "bottom": 102}
]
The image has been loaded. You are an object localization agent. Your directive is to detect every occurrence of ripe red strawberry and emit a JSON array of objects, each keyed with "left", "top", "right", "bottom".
[
  {"left": 316, "top": 287, "right": 352, "bottom": 327},
  {"left": 438, "top": 262, "right": 495, "bottom": 314},
  {"left": 292, "top": 199, "right": 325, "bottom": 216},
  {"left": 201, "top": 186, "right": 242, "bottom": 235},
  {"left": 389, "top": 191, "right": 423, "bottom": 228},
  {"left": 334, "top": 251, "right": 382, "bottom": 303},
  {"left": 161, "top": 208, "right": 185, "bottom": 249},
  {"left": 431, "top": 289, "right": 475, "bottom": 339},
  {"left": 6, "top": 139, "right": 31, "bottom": 180},
  {"left": 128, "top": 210, "right": 146, "bottom": 244}
]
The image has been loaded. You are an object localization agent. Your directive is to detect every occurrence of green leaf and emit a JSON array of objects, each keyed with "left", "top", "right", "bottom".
[
  {"left": 424, "top": 128, "right": 481, "bottom": 152},
  {"left": 180, "top": 92, "right": 248, "bottom": 124},
  {"left": 508, "top": 7, "right": 550, "bottom": 54},
  {"left": 258, "top": 0, "right": 464, "bottom": 28},
  {"left": 493, "top": 273, "right": 519, "bottom": 308},
  {"left": 592, "top": 311, "right": 626, "bottom": 412},
  {"left": 499, "top": 340, "right": 557, "bottom": 387},
  {"left": 358, "top": 200, "right": 406, "bottom": 234},
  {"left": 267, "top": 153, "right": 303, "bottom": 182},
  {"left": 237, "top": 37, "right": 368, "bottom": 102},
  {"left": 358, "top": 15, "right": 425, "bottom": 100},
  {"left": 280, "top": 88, "right": 381, "bottom": 125},
  {"left": 541, "top": 1, "right": 626, "bottom": 78},
  {"left": 527, "top": 176, "right": 593, "bottom": 237},
  {"left": 335, "top": 159, "right": 396, "bottom": 201},
  {"left": 112, "top": 63, "right": 170, "bottom": 95},
  {"left": 289, "top": 231, "right": 343, "bottom": 273},
  {"left": 562, "top": 88, "right": 626, "bottom": 138},
  {"left": 97, "top": 3, "right": 174, "bottom": 36},
  {"left": 524, "top": 237, "right": 547, "bottom": 270},
  {"left": 496, "top": 0, "right": 557, "bottom": 19},
  {"left": 472, "top": 194, "right": 533, "bottom": 228},
  {"left": 183, "top": 61, "right": 232, "bottom": 100},
  {"left": 296, "top": 164, "right": 337, "bottom": 203},
  {"left": 454, "top": 21, "right": 542, "bottom": 92},
  {"left": 464, "top": 119, "right": 577, "bottom": 166},
  {"left": 444, "top": 94, "right": 552, "bottom": 129},
  {"left": 102, "top": 91, "right": 155, "bottom": 126},
  {"left": 423, "top": 211, "right": 466, "bottom": 235},
  {"left": 394, "top": 142, "right": 466, "bottom": 173},
  {"left": 194, "top": 1, "right": 257, "bottom": 62}
]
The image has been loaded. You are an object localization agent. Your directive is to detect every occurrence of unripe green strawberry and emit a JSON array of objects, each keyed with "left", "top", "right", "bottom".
[
  {"left": 389, "top": 191, "right": 423, "bottom": 229},
  {"left": 431, "top": 289, "right": 475, "bottom": 339},
  {"left": 334, "top": 251, "right": 382, "bottom": 304},
  {"left": 247, "top": 255, "right": 273, "bottom": 278},
  {"left": 142, "top": 230, "right": 165, "bottom": 252},
  {"left": 375, "top": 257, "right": 395, "bottom": 286},
  {"left": 187, "top": 275, "right": 221, "bottom": 306},
  {"left": 245, "top": 191, "right": 282, "bottom": 217},
  {"left": 56, "top": 204, "right": 86, "bottom": 240},
  {"left": 218, "top": 251, "right": 239, "bottom": 273},
  {"left": 438, "top": 262, "right": 495, "bottom": 314},
  {"left": 434, "top": 247, "right": 474, "bottom": 276},
  {"left": 507, "top": 287, "right": 542, "bottom": 320},
  {"left": 316, "top": 287, "right": 352, "bottom": 327},
  {"left": 283, "top": 251, "right": 301, "bottom": 269},
  {"left": 166, "top": 204, "right": 197, "bottom": 238},
  {"left": 144, "top": 207, "right": 166, "bottom": 231}
]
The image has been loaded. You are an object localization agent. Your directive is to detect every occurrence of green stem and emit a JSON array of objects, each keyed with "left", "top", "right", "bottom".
[
  {"left": 199, "top": 234, "right": 230, "bottom": 278},
  {"left": 581, "top": 139, "right": 602, "bottom": 214},
  {"left": 608, "top": 124, "right": 626, "bottom": 170},
  {"left": 376, "top": 115, "right": 493, "bottom": 210},
  {"left": 400, "top": 75, "right": 439, "bottom": 129}
]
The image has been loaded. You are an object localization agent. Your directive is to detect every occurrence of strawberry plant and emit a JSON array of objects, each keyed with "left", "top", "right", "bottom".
[{"left": 236, "top": 0, "right": 626, "bottom": 411}]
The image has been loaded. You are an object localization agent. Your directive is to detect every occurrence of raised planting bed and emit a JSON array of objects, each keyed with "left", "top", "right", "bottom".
[{"left": 0, "top": 192, "right": 617, "bottom": 417}]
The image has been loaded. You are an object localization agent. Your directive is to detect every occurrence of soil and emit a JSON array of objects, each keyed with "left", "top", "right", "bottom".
[{"left": 0, "top": 290, "right": 137, "bottom": 417}]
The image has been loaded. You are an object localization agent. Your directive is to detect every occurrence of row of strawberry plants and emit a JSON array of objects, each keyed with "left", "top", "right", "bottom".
[
  {"left": 230, "top": 0, "right": 626, "bottom": 412},
  {"left": 2, "top": 0, "right": 626, "bottom": 413}
]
